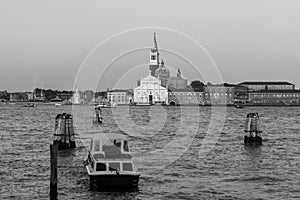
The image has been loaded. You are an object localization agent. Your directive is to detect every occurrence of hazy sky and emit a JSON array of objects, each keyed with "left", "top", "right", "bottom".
[{"left": 1, "top": 0, "right": 300, "bottom": 92}]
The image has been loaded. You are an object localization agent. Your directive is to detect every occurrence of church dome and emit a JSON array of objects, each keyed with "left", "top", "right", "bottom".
[{"left": 154, "top": 60, "right": 170, "bottom": 79}]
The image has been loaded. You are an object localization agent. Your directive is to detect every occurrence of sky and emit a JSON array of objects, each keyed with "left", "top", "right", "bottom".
[{"left": 1, "top": 0, "right": 300, "bottom": 92}]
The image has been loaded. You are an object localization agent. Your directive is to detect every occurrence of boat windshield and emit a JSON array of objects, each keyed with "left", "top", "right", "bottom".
[
  {"left": 122, "top": 163, "right": 133, "bottom": 171},
  {"left": 109, "top": 162, "right": 120, "bottom": 171},
  {"left": 96, "top": 162, "right": 106, "bottom": 171}
]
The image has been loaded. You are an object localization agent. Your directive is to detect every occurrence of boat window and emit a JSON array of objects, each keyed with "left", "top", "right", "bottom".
[
  {"left": 113, "top": 139, "right": 121, "bottom": 148},
  {"left": 94, "top": 139, "right": 100, "bottom": 152},
  {"left": 91, "top": 161, "right": 94, "bottom": 170},
  {"left": 123, "top": 140, "right": 129, "bottom": 152},
  {"left": 96, "top": 162, "right": 107, "bottom": 171},
  {"left": 122, "top": 163, "right": 133, "bottom": 171},
  {"left": 109, "top": 162, "right": 120, "bottom": 171}
]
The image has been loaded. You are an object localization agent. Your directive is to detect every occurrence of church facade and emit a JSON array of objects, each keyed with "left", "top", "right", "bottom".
[{"left": 133, "top": 72, "right": 168, "bottom": 104}]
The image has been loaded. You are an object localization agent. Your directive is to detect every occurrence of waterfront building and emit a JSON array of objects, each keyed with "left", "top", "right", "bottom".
[
  {"left": 107, "top": 89, "right": 133, "bottom": 105},
  {"left": 248, "top": 90, "right": 300, "bottom": 105},
  {"left": 134, "top": 72, "right": 168, "bottom": 104},
  {"left": 204, "top": 84, "right": 234, "bottom": 105},
  {"left": 167, "top": 68, "right": 188, "bottom": 90},
  {"left": 26, "top": 92, "right": 34, "bottom": 101},
  {"left": 238, "top": 81, "right": 295, "bottom": 91},
  {"left": 58, "top": 92, "right": 73, "bottom": 101},
  {"left": 0, "top": 90, "right": 9, "bottom": 101},
  {"left": 9, "top": 92, "right": 29, "bottom": 102},
  {"left": 33, "top": 89, "right": 46, "bottom": 102},
  {"left": 72, "top": 87, "right": 81, "bottom": 104},
  {"left": 168, "top": 88, "right": 204, "bottom": 105}
]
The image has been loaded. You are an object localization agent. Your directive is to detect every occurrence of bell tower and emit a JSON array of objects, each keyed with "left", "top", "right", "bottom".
[{"left": 149, "top": 32, "right": 160, "bottom": 76}]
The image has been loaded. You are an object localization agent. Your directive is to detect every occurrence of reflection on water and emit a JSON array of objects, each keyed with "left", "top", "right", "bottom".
[{"left": 0, "top": 104, "right": 299, "bottom": 199}]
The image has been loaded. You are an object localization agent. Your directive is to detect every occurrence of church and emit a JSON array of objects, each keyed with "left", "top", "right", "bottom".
[
  {"left": 133, "top": 33, "right": 168, "bottom": 104},
  {"left": 133, "top": 71, "right": 168, "bottom": 104},
  {"left": 133, "top": 33, "right": 188, "bottom": 105}
]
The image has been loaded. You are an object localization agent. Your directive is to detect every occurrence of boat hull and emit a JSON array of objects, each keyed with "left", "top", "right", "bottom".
[
  {"left": 89, "top": 174, "right": 140, "bottom": 190},
  {"left": 244, "top": 135, "right": 262, "bottom": 146}
]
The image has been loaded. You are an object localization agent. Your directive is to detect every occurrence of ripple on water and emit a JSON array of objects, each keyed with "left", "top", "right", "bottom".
[{"left": 0, "top": 105, "right": 299, "bottom": 199}]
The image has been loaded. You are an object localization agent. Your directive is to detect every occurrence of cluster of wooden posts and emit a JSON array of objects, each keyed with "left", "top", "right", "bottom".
[
  {"left": 54, "top": 113, "right": 76, "bottom": 150},
  {"left": 50, "top": 113, "right": 76, "bottom": 200}
]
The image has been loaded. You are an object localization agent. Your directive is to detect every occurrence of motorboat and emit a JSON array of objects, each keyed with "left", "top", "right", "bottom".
[
  {"left": 84, "top": 133, "right": 140, "bottom": 190},
  {"left": 95, "top": 102, "right": 118, "bottom": 108},
  {"left": 22, "top": 103, "right": 36, "bottom": 107},
  {"left": 133, "top": 102, "right": 153, "bottom": 106},
  {"left": 235, "top": 103, "right": 244, "bottom": 109}
]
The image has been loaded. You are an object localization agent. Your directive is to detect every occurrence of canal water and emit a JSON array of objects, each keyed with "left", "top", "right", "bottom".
[{"left": 0, "top": 104, "right": 299, "bottom": 199}]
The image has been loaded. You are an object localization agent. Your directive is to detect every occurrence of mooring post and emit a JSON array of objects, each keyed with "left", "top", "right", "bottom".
[
  {"left": 50, "top": 142, "right": 58, "bottom": 200},
  {"left": 54, "top": 113, "right": 76, "bottom": 150},
  {"left": 69, "top": 114, "right": 76, "bottom": 148}
]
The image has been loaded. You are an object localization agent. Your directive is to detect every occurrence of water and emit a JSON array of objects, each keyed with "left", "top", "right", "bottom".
[{"left": 0, "top": 104, "right": 299, "bottom": 200}]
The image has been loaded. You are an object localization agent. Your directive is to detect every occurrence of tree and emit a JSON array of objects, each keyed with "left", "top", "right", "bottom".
[{"left": 190, "top": 80, "right": 205, "bottom": 92}]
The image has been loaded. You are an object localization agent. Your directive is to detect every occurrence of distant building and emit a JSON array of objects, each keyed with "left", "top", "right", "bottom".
[
  {"left": 248, "top": 90, "right": 300, "bottom": 105},
  {"left": 168, "top": 88, "right": 203, "bottom": 105},
  {"left": 204, "top": 84, "right": 234, "bottom": 105},
  {"left": 26, "top": 92, "right": 34, "bottom": 101},
  {"left": 107, "top": 89, "right": 133, "bottom": 105},
  {"left": 34, "top": 89, "right": 46, "bottom": 102},
  {"left": 0, "top": 90, "right": 9, "bottom": 101},
  {"left": 238, "top": 81, "right": 295, "bottom": 91},
  {"left": 58, "top": 92, "right": 73, "bottom": 101},
  {"left": 167, "top": 68, "right": 188, "bottom": 90},
  {"left": 134, "top": 72, "right": 168, "bottom": 104},
  {"left": 72, "top": 87, "right": 81, "bottom": 104},
  {"left": 9, "top": 92, "right": 28, "bottom": 102},
  {"left": 233, "top": 85, "right": 249, "bottom": 104}
]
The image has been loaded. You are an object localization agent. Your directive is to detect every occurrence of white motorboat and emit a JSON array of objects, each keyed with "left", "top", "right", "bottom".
[{"left": 84, "top": 133, "right": 140, "bottom": 190}]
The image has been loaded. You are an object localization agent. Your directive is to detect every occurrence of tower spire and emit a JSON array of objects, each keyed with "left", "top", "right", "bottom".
[
  {"left": 154, "top": 32, "right": 158, "bottom": 50},
  {"left": 177, "top": 68, "right": 181, "bottom": 78}
]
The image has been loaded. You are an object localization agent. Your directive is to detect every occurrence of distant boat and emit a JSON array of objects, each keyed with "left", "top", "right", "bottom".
[
  {"left": 84, "top": 133, "right": 140, "bottom": 190},
  {"left": 235, "top": 103, "right": 244, "bottom": 109},
  {"left": 95, "top": 102, "right": 118, "bottom": 108},
  {"left": 54, "top": 103, "right": 62, "bottom": 106},
  {"left": 131, "top": 102, "right": 153, "bottom": 106},
  {"left": 22, "top": 103, "right": 36, "bottom": 107}
]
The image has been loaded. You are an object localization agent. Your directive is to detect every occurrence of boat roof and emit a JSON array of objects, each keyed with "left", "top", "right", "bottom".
[{"left": 88, "top": 132, "right": 128, "bottom": 140}]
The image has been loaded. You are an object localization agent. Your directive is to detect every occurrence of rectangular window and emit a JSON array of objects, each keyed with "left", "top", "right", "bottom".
[
  {"left": 151, "top": 55, "right": 156, "bottom": 60},
  {"left": 123, "top": 140, "right": 129, "bottom": 152},
  {"left": 96, "top": 163, "right": 107, "bottom": 171},
  {"left": 94, "top": 139, "right": 100, "bottom": 152},
  {"left": 109, "top": 162, "right": 120, "bottom": 171},
  {"left": 122, "top": 163, "right": 133, "bottom": 171}
]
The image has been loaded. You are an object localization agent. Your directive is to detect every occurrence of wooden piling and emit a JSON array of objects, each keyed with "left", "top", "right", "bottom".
[
  {"left": 54, "top": 113, "right": 76, "bottom": 150},
  {"left": 50, "top": 142, "right": 58, "bottom": 200}
]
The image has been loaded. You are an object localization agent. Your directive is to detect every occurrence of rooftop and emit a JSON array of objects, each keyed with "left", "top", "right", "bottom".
[
  {"left": 108, "top": 89, "right": 132, "bottom": 93},
  {"left": 239, "top": 81, "right": 294, "bottom": 85},
  {"left": 249, "top": 89, "right": 300, "bottom": 93}
]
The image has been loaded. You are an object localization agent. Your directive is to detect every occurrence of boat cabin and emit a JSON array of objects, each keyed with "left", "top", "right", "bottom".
[
  {"left": 85, "top": 133, "right": 140, "bottom": 189},
  {"left": 86, "top": 134, "right": 137, "bottom": 174}
]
